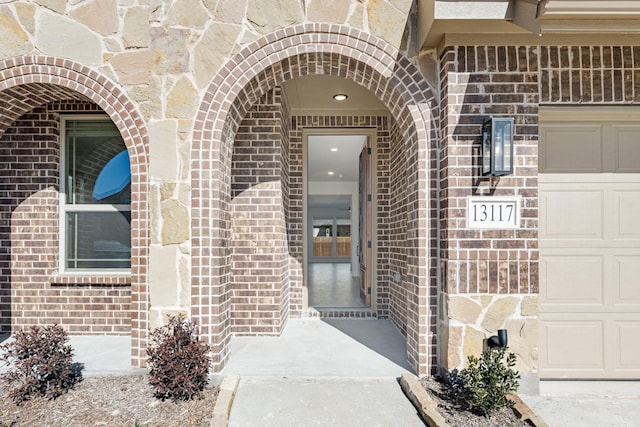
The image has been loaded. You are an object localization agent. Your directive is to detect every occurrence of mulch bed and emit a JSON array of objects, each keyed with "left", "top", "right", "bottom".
[
  {"left": 419, "top": 376, "right": 529, "bottom": 427},
  {"left": 0, "top": 375, "right": 218, "bottom": 427}
]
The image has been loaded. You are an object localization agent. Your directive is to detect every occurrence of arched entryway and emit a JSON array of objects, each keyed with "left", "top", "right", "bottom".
[
  {"left": 0, "top": 56, "right": 149, "bottom": 367},
  {"left": 192, "top": 24, "right": 437, "bottom": 375}
]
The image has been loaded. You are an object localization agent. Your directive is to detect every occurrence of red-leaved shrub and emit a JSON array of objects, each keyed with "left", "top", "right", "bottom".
[
  {"left": 146, "top": 314, "right": 211, "bottom": 401},
  {"left": 0, "top": 324, "right": 80, "bottom": 404}
]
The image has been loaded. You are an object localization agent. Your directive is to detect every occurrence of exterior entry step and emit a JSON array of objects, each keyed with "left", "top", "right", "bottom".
[{"left": 302, "top": 308, "right": 378, "bottom": 319}]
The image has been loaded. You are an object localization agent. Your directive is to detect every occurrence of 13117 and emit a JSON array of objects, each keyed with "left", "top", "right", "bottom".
[{"left": 467, "top": 197, "right": 521, "bottom": 229}]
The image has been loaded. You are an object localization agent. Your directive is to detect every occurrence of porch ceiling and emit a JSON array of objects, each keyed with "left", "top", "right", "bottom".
[{"left": 282, "top": 75, "right": 388, "bottom": 117}]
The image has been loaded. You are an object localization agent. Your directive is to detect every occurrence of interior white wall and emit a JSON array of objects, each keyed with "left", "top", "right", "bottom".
[{"left": 308, "top": 180, "right": 360, "bottom": 276}]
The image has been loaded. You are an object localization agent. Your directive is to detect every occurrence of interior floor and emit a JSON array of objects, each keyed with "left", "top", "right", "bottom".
[{"left": 308, "top": 262, "right": 365, "bottom": 308}]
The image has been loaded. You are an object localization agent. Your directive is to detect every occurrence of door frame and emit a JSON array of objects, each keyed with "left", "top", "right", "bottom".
[{"left": 302, "top": 128, "right": 378, "bottom": 310}]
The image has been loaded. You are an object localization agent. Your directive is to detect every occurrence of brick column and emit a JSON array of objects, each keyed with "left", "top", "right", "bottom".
[{"left": 438, "top": 46, "right": 539, "bottom": 372}]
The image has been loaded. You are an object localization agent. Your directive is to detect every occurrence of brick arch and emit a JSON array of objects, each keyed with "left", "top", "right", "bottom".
[
  {"left": 0, "top": 56, "right": 150, "bottom": 367},
  {"left": 192, "top": 23, "right": 438, "bottom": 374}
]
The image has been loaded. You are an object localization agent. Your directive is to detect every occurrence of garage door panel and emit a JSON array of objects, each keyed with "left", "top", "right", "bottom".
[
  {"left": 611, "top": 125, "right": 640, "bottom": 173},
  {"left": 540, "top": 255, "right": 603, "bottom": 306},
  {"left": 614, "top": 256, "right": 640, "bottom": 306},
  {"left": 539, "top": 190, "right": 603, "bottom": 240},
  {"left": 540, "top": 320, "right": 604, "bottom": 374},
  {"left": 540, "top": 125, "right": 602, "bottom": 173},
  {"left": 615, "top": 322, "right": 640, "bottom": 372},
  {"left": 614, "top": 190, "right": 640, "bottom": 240}
]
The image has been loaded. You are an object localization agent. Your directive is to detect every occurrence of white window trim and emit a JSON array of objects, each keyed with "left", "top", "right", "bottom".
[{"left": 59, "top": 114, "right": 131, "bottom": 275}]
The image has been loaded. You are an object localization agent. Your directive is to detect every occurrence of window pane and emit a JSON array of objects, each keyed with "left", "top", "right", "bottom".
[
  {"left": 313, "top": 219, "right": 332, "bottom": 237},
  {"left": 66, "top": 211, "right": 131, "bottom": 269},
  {"left": 336, "top": 219, "right": 351, "bottom": 257},
  {"left": 312, "top": 218, "right": 332, "bottom": 257},
  {"left": 336, "top": 218, "right": 351, "bottom": 236},
  {"left": 65, "top": 120, "right": 130, "bottom": 205}
]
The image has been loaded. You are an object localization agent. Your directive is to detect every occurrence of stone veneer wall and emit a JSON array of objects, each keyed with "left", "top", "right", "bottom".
[
  {"left": 438, "top": 44, "right": 640, "bottom": 372},
  {"left": 230, "top": 88, "right": 290, "bottom": 335},
  {"left": 0, "top": 101, "right": 131, "bottom": 334},
  {"left": 443, "top": 294, "right": 539, "bottom": 371}
]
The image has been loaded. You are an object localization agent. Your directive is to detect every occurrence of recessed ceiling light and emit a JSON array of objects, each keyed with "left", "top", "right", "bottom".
[
  {"left": 338, "top": 174, "right": 343, "bottom": 178},
  {"left": 327, "top": 171, "right": 335, "bottom": 176},
  {"left": 333, "top": 94, "right": 348, "bottom": 101},
  {"left": 330, "top": 148, "right": 338, "bottom": 152}
]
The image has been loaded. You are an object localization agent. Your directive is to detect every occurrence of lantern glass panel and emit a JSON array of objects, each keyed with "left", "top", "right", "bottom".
[{"left": 491, "top": 118, "right": 514, "bottom": 176}]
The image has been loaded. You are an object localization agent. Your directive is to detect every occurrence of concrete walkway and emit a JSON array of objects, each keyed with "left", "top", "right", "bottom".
[
  {"left": 229, "top": 377, "right": 424, "bottom": 427},
  {"left": 519, "top": 381, "right": 640, "bottom": 427},
  {"left": 220, "top": 318, "right": 424, "bottom": 426},
  {"left": 221, "top": 318, "right": 414, "bottom": 377}
]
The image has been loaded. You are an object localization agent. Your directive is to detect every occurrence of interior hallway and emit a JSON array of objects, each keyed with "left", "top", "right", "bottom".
[{"left": 307, "top": 263, "right": 364, "bottom": 308}]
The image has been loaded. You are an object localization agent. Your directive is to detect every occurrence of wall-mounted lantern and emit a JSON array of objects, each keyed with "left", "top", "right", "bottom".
[
  {"left": 482, "top": 117, "right": 514, "bottom": 176},
  {"left": 483, "top": 329, "right": 508, "bottom": 353}
]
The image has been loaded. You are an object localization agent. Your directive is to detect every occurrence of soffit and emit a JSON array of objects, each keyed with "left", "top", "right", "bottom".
[
  {"left": 539, "top": 0, "right": 640, "bottom": 16},
  {"left": 538, "top": 0, "right": 640, "bottom": 33},
  {"left": 419, "top": 0, "right": 640, "bottom": 50}
]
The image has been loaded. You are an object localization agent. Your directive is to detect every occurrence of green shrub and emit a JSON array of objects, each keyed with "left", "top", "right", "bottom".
[
  {"left": 0, "top": 324, "right": 80, "bottom": 404},
  {"left": 146, "top": 314, "right": 211, "bottom": 401},
  {"left": 448, "top": 347, "right": 520, "bottom": 417}
]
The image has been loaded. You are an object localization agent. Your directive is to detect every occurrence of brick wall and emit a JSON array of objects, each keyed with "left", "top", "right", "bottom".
[
  {"left": 439, "top": 46, "right": 540, "bottom": 297},
  {"left": 0, "top": 102, "right": 131, "bottom": 335},
  {"left": 375, "top": 118, "right": 391, "bottom": 318},
  {"left": 540, "top": 46, "right": 640, "bottom": 103},
  {"left": 387, "top": 120, "right": 408, "bottom": 333},
  {"left": 439, "top": 43, "right": 640, "bottom": 298},
  {"left": 230, "top": 88, "right": 290, "bottom": 335},
  {"left": 279, "top": 90, "right": 293, "bottom": 327},
  {"left": 437, "top": 44, "right": 640, "bottom": 372}
]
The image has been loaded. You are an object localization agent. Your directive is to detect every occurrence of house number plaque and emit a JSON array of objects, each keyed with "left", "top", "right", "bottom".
[{"left": 467, "top": 196, "right": 521, "bottom": 229}]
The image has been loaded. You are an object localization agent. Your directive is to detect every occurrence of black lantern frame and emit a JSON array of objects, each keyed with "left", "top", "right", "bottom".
[{"left": 482, "top": 117, "right": 514, "bottom": 176}]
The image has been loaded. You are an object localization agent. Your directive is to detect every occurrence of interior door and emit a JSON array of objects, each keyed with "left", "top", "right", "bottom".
[{"left": 358, "top": 139, "right": 371, "bottom": 306}]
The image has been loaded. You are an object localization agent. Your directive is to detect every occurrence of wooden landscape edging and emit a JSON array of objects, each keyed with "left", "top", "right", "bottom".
[
  {"left": 210, "top": 375, "right": 240, "bottom": 427},
  {"left": 400, "top": 373, "right": 450, "bottom": 427},
  {"left": 399, "top": 373, "right": 548, "bottom": 427}
]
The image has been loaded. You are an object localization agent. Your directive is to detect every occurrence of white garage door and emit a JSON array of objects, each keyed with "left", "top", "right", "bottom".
[{"left": 539, "top": 108, "right": 640, "bottom": 379}]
